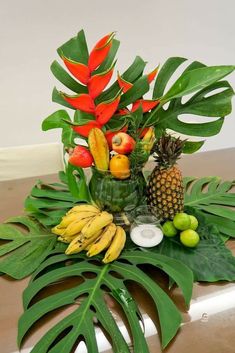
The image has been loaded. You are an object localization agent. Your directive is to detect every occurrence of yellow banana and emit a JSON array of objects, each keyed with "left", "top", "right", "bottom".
[
  {"left": 51, "top": 225, "right": 66, "bottom": 236},
  {"left": 65, "top": 230, "right": 103, "bottom": 255},
  {"left": 67, "top": 204, "right": 100, "bottom": 215},
  {"left": 81, "top": 211, "right": 113, "bottom": 239},
  {"left": 59, "top": 211, "right": 98, "bottom": 228},
  {"left": 58, "top": 233, "right": 80, "bottom": 243},
  {"left": 87, "top": 223, "right": 117, "bottom": 257},
  {"left": 62, "top": 216, "right": 94, "bottom": 236},
  {"left": 103, "top": 226, "right": 126, "bottom": 263}
]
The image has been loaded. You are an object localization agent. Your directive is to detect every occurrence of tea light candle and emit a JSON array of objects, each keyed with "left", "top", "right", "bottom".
[{"left": 130, "top": 224, "right": 163, "bottom": 247}]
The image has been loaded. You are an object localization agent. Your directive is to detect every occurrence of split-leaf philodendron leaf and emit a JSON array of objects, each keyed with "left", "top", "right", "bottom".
[
  {"left": 18, "top": 250, "right": 193, "bottom": 352},
  {"left": 0, "top": 216, "right": 56, "bottom": 279}
]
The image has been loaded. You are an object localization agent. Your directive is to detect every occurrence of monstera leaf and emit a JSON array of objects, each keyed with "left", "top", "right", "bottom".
[
  {"left": 18, "top": 250, "right": 193, "bottom": 352},
  {"left": 144, "top": 58, "right": 234, "bottom": 142},
  {"left": 24, "top": 171, "right": 90, "bottom": 228},
  {"left": 184, "top": 176, "right": 235, "bottom": 238},
  {"left": 0, "top": 216, "right": 56, "bottom": 279}
]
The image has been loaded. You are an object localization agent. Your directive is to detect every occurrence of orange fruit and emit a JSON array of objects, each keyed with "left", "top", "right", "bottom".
[{"left": 109, "top": 154, "right": 130, "bottom": 179}]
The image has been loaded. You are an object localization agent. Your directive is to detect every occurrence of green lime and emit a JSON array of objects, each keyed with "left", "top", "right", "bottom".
[
  {"left": 173, "top": 213, "right": 191, "bottom": 230},
  {"left": 189, "top": 215, "right": 198, "bottom": 230},
  {"left": 162, "top": 221, "right": 178, "bottom": 237},
  {"left": 180, "top": 229, "right": 200, "bottom": 247}
]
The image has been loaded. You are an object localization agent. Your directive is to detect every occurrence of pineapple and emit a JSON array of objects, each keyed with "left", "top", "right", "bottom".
[{"left": 147, "top": 134, "right": 186, "bottom": 220}]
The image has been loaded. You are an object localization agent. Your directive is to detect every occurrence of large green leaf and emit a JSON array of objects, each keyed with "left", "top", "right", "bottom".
[
  {"left": 154, "top": 208, "right": 235, "bottom": 281},
  {"left": 18, "top": 250, "right": 193, "bottom": 352},
  {"left": 145, "top": 60, "right": 234, "bottom": 142},
  {"left": 24, "top": 172, "right": 89, "bottom": 227},
  {"left": 146, "top": 81, "right": 233, "bottom": 137},
  {"left": 184, "top": 176, "right": 235, "bottom": 238},
  {"left": 162, "top": 65, "right": 235, "bottom": 102},
  {"left": 0, "top": 217, "right": 57, "bottom": 279}
]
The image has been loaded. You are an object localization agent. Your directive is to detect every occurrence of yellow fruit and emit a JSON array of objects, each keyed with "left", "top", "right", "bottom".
[
  {"left": 65, "top": 230, "right": 103, "bottom": 255},
  {"left": 109, "top": 154, "right": 130, "bottom": 179},
  {"left": 103, "top": 226, "right": 126, "bottom": 263},
  {"left": 66, "top": 204, "right": 100, "bottom": 215},
  {"left": 87, "top": 223, "right": 117, "bottom": 257},
  {"left": 51, "top": 225, "right": 66, "bottom": 236},
  {"left": 88, "top": 128, "right": 109, "bottom": 171},
  {"left": 81, "top": 211, "right": 113, "bottom": 238},
  {"left": 59, "top": 211, "right": 97, "bottom": 228},
  {"left": 62, "top": 216, "right": 94, "bottom": 236},
  {"left": 147, "top": 135, "right": 185, "bottom": 220}
]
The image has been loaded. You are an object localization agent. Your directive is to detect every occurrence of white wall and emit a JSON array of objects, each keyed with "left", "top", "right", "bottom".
[{"left": 1, "top": 0, "right": 234, "bottom": 151}]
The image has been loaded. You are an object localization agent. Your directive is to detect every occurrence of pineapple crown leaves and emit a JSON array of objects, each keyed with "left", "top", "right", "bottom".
[{"left": 153, "top": 133, "right": 186, "bottom": 168}]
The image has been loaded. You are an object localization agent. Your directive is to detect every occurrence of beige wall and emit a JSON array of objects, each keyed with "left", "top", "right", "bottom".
[{"left": 0, "top": 0, "right": 234, "bottom": 151}]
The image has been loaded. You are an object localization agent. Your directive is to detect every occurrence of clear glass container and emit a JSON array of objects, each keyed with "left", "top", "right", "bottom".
[{"left": 130, "top": 205, "right": 163, "bottom": 247}]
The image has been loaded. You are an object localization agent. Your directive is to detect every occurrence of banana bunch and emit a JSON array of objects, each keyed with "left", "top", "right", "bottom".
[{"left": 52, "top": 204, "right": 126, "bottom": 263}]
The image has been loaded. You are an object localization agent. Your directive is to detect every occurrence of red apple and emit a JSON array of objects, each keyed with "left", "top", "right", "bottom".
[
  {"left": 112, "top": 132, "right": 136, "bottom": 154},
  {"left": 69, "top": 146, "right": 94, "bottom": 168}
]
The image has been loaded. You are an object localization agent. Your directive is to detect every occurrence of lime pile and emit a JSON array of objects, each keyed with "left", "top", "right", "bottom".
[{"left": 162, "top": 212, "right": 200, "bottom": 248}]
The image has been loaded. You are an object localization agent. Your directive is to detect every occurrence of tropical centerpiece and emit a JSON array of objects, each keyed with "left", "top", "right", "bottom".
[{"left": 1, "top": 30, "right": 235, "bottom": 353}]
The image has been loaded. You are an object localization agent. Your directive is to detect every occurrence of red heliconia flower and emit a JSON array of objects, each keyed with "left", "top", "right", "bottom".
[
  {"left": 88, "top": 63, "right": 115, "bottom": 99},
  {"left": 147, "top": 66, "right": 159, "bottom": 83},
  {"left": 95, "top": 92, "right": 121, "bottom": 125},
  {"left": 72, "top": 120, "right": 101, "bottom": 137},
  {"left": 62, "top": 93, "right": 95, "bottom": 113},
  {"left": 131, "top": 99, "right": 160, "bottom": 113},
  {"left": 115, "top": 108, "right": 130, "bottom": 116},
  {"left": 62, "top": 56, "right": 90, "bottom": 85},
  {"left": 117, "top": 72, "right": 133, "bottom": 93},
  {"left": 69, "top": 145, "right": 94, "bottom": 168},
  {"left": 88, "top": 32, "right": 115, "bottom": 72}
]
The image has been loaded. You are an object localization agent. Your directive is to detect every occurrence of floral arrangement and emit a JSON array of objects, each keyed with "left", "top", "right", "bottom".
[{"left": 0, "top": 30, "right": 235, "bottom": 353}]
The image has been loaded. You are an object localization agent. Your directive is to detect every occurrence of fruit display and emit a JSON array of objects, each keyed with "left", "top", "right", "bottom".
[
  {"left": 147, "top": 134, "right": 185, "bottom": 220},
  {"left": 3, "top": 29, "right": 234, "bottom": 353},
  {"left": 52, "top": 204, "right": 126, "bottom": 263}
]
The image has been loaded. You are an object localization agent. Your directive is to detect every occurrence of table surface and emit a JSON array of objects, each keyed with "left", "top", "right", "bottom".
[{"left": 0, "top": 148, "right": 235, "bottom": 353}]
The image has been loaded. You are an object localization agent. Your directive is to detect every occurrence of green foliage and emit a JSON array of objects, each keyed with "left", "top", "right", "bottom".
[
  {"left": 0, "top": 217, "right": 56, "bottom": 279},
  {"left": 46, "top": 33, "right": 234, "bottom": 155},
  {"left": 184, "top": 176, "right": 235, "bottom": 238},
  {"left": 18, "top": 250, "right": 193, "bottom": 352},
  {"left": 145, "top": 59, "right": 234, "bottom": 138},
  {"left": 154, "top": 208, "right": 235, "bottom": 282},
  {"left": 24, "top": 171, "right": 90, "bottom": 227},
  {"left": 42, "top": 109, "right": 76, "bottom": 147}
]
